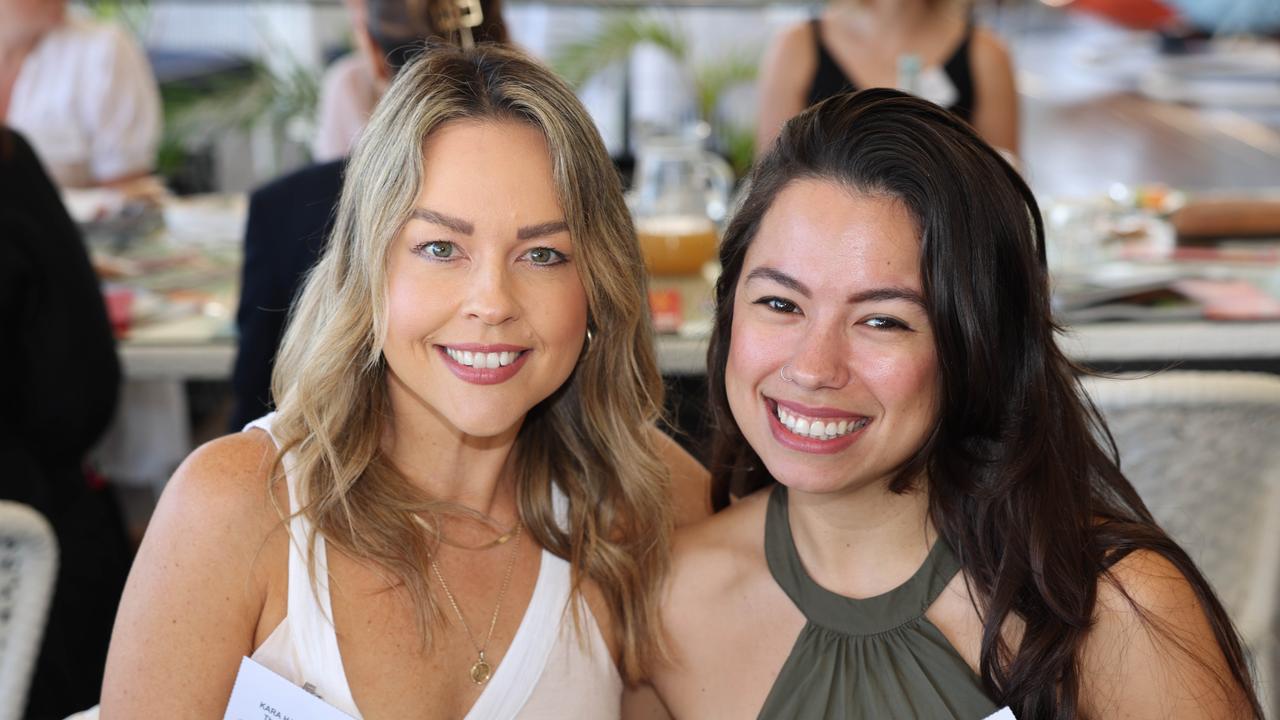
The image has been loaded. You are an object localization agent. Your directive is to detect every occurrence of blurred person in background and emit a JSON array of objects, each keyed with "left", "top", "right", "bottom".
[
  {"left": 754, "top": 0, "right": 1017, "bottom": 157},
  {"left": 231, "top": 0, "right": 509, "bottom": 431},
  {"left": 0, "top": 127, "right": 131, "bottom": 719},
  {"left": 312, "top": 0, "right": 509, "bottom": 161},
  {"left": 0, "top": 0, "right": 161, "bottom": 188}
]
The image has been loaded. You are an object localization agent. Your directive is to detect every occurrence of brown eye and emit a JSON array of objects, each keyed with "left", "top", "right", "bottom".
[
  {"left": 864, "top": 316, "right": 910, "bottom": 331},
  {"left": 756, "top": 297, "right": 800, "bottom": 314}
]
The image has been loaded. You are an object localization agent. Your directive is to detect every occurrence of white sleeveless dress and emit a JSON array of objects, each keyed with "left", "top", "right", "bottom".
[{"left": 245, "top": 414, "right": 622, "bottom": 719}]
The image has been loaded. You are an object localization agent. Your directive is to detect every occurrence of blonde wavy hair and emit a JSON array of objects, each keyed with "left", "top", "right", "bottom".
[{"left": 269, "top": 43, "right": 670, "bottom": 678}]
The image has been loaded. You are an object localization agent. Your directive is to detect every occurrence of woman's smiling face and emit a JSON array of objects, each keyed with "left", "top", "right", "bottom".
[
  {"left": 381, "top": 119, "right": 588, "bottom": 440},
  {"left": 725, "top": 179, "right": 939, "bottom": 497}
]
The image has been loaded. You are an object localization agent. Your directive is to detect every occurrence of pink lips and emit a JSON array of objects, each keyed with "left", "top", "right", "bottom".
[
  {"left": 765, "top": 397, "right": 868, "bottom": 455},
  {"left": 436, "top": 344, "right": 531, "bottom": 385}
]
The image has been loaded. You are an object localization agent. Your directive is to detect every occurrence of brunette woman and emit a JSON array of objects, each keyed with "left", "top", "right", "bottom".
[{"left": 651, "top": 89, "right": 1259, "bottom": 719}]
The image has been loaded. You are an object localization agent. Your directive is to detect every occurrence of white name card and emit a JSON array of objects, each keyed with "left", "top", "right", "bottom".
[
  {"left": 983, "top": 708, "right": 1017, "bottom": 720},
  {"left": 224, "top": 656, "right": 355, "bottom": 720}
]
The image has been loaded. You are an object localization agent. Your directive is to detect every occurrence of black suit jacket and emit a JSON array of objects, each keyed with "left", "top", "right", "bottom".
[{"left": 230, "top": 159, "right": 346, "bottom": 430}]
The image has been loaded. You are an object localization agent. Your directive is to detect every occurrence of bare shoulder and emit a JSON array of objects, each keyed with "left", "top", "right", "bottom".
[
  {"left": 763, "top": 20, "right": 818, "bottom": 77},
  {"left": 970, "top": 27, "right": 1014, "bottom": 74},
  {"left": 1080, "top": 550, "right": 1253, "bottom": 718},
  {"left": 647, "top": 427, "right": 711, "bottom": 527},
  {"left": 159, "top": 429, "right": 285, "bottom": 534},
  {"left": 667, "top": 487, "right": 772, "bottom": 608},
  {"left": 100, "top": 429, "right": 289, "bottom": 714},
  {"left": 756, "top": 20, "right": 819, "bottom": 151}
]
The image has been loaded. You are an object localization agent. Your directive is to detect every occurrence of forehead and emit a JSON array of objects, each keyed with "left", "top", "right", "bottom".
[
  {"left": 415, "top": 119, "right": 558, "bottom": 211},
  {"left": 744, "top": 180, "right": 922, "bottom": 294},
  {"left": 422, "top": 119, "right": 552, "bottom": 188}
]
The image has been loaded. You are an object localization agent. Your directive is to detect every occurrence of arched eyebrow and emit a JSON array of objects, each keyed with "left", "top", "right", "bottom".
[
  {"left": 745, "top": 266, "right": 809, "bottom": 296},
  {"left": 746, "top": 265, "right": 925, "bottom": 308},
  {"left": 517, "top": 220, "right": 569, "bottom": 240},
  {"left": 411, "top": 208, "right": 473, "bottom": 235},
  {"left": 409, "top": 208, "right": 568, "bottom": 241},
  {"left": 847, "top": 288, "right": 926, "bottom": 309}
]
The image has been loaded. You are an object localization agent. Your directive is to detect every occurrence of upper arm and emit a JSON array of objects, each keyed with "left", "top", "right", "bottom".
[
  {"left": 100, "top": 431, "right": 284, "bottom": 717},
  {"left": 649, "top": 427, "right": 711, "bottom": 527},
  {"left": 754, "top": 23, "right": 816, "bottom": 155},
  {"left": 1079, "top": 550, "right": 1254, "bottom": 719},
  {"left": 969, "top": 28, "right": 1019, "bottom": 158}
]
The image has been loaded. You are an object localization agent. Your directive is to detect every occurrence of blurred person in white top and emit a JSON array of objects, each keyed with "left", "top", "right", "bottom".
[
  {"left": 312, "top": 0, "right": 509, "bottom": 162},
  {"left": 0, "top": 0, "right": 161, "bottom": 188}
]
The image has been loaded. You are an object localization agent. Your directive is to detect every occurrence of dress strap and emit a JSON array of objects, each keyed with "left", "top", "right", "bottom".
[
  {"left": 764, "top": 485, "right": 961, "bottom": 636},
  {"left": 806, "top": 17, "right": 859, "bottom": 108},
  {"left": 245, "top": 413, "right": 358, "bottom": 712},
  {"left": 940, "top": 19, "right": 976, "bottom": 121}
]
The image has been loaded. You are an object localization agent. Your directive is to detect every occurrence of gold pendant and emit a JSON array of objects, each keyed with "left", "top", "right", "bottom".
[{"left": 470, "top": 657, "right": 492, "bottom": 685}]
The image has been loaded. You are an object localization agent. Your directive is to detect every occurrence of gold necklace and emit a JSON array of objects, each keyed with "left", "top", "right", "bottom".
[
  {"left": 439, "top": 520, "right": 519, "bottom": 551},
  {"left": 423, "top": 517, "right": 523, "bottom": 685}
]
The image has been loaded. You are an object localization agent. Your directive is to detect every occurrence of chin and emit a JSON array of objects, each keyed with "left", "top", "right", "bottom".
[{"left": 443, "top": 409, "right": 529, "bottom": 440}]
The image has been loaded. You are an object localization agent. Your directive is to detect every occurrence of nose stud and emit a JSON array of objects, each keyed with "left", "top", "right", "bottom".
[{"left": 779, "top": 364, "right": 795, "bottom": 383}]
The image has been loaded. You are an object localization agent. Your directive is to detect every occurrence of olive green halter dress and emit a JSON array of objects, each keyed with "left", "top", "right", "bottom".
[{"left": 759, "top": 487, "right": 999, "bottom": 719}]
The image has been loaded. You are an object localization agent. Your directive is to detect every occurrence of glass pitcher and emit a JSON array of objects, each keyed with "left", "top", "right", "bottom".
[{"left": 629, "top": 129, "right": 734, "bottom": 276}]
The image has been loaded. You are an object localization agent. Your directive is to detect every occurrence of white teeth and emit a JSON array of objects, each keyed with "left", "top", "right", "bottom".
[
  {"left": 444, "top": 348, "right": 524, "bottom": 368},
  {"left": 774, "top": 404, "right": 867, "bottom": 441}
]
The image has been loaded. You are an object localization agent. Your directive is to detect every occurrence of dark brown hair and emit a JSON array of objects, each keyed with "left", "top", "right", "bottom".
[
  {"left": 367, "top": 0, "right": 509, "bottom": 71},
  {"left": 707, "top": 88, "right": 1261, "bottom": 718}
]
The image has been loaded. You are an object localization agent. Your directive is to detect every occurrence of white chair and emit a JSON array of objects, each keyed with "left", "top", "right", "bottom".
[
  {"left": 1083, "top": 371, "right": 1280, "bottom": 718},
  {"left": 0, "top": 501, "right": 59, "bottom": 720}
]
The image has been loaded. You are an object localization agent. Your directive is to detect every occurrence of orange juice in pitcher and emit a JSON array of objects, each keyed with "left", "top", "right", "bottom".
[{"left": 636, "top": 215, "right": 719, "bottom": 276}]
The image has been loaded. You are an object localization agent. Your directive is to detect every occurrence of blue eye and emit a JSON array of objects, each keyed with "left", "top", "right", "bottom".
[
  {"left": 864, "top": 316, "right": 910, "bottom": 331},
  {"left": 418, "top": 240, "right": 455, "bottom": 259},
  {"left": 524, "top": 247, "right": 568, "bottom": 266},
  {"left": 755, "top": 297, "right": 799, "bottom": 314}
]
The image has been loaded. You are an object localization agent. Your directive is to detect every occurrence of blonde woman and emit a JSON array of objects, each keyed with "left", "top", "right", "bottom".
[
  {"left": 754, "top": 0, "right": 1018, "bottom": 156},
  {"left": 101, "top": 44, "right": 708, "bottom": 718}
]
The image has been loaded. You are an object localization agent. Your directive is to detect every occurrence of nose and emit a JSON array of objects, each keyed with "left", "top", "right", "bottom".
[
  {"left": 786, "top": 317, "right": 850, "bottom": 390},
  {"left": 461, "top": 257, "right": 518, "bottom": 326}
]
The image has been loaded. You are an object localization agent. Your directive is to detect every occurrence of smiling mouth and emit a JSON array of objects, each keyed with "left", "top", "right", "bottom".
[
  {"left": 769, "top": 399, "right": 870, "bottom": 441},
  {"left": 442, "top": 347, "right": 527, "bottom": 369}
]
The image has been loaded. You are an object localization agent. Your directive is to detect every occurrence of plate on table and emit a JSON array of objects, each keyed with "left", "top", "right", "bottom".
[
  {"left": 162, "top": 193, "right": 247, "bottom": 246},
  {"left": 1139, "top": 42, "right": 1280, "bottom": 106}
]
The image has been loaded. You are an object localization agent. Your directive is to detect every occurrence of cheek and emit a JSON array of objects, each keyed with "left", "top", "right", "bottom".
[
  {"left": 725, "top": 309, "right": 775, "bottom": 408},
  {"left": 384, "top": 271, "right": 448, "bottom": 346},
  {"left": 527, "top": 276, "right": 589, "bottom": 352},
  {"left": 863, "top": 346, "right": 939, "bottom": 423}
]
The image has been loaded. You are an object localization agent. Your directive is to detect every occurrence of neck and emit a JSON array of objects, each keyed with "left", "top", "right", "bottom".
[
  {"left": 785, "top": 476, "right": 934, "bottom": 599},
  {"left": 383, "top": 376, "right": 522, "bottom": 522}
]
